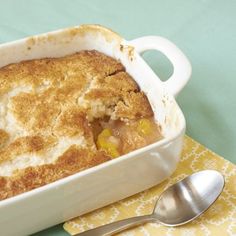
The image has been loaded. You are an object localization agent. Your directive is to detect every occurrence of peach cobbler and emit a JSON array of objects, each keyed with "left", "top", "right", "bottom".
[{"left": 0, "top": 50, "right": 162, "bottom": 200}]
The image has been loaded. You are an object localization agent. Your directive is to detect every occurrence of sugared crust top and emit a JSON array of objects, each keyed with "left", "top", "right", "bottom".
[
  {"left": 0, "top": 147, "right": 110, "bottom": 200},
  {"left": 0, "top": 50, "right": 153, "bottom": 201},
  {"left": 0, "top": 129, "right": 9, "bottom": 149}
]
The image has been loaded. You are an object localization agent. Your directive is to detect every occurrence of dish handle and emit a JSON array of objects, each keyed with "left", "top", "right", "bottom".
[{"left": 130, "top": 36, "right": 192, "bottom": 97}]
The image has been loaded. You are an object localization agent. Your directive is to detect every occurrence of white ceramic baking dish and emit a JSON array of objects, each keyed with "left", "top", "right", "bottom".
[{"left": 0, "top": 25, "right": 191, "bottom": 236}]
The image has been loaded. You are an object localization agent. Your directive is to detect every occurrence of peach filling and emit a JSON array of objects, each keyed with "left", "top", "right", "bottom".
[{"left": 92, "top": 118, "right": 162, "bottom": 158}]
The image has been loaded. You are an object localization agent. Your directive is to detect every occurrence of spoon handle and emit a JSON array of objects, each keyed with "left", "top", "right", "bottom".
[{"left": 75, "top": 214, "right": 155, "bottom": 236}]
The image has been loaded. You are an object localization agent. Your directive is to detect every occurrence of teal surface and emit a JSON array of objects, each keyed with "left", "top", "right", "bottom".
[{"left": 0, "top": 0, "right": 235, "bottom": 235}]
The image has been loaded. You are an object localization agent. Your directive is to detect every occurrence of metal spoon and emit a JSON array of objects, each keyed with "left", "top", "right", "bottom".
[{"left": 76, "top": 170, "right": 224, "bottom": 236}]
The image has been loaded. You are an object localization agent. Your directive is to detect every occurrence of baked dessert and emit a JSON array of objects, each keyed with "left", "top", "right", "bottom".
[{"left": 0, "top": 50, "right": 162, "bottom": 201}]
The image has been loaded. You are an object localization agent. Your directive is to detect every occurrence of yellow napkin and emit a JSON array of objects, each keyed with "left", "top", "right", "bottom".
[{"left": 64, "top": 136, "right": 236, "bottom": 236}]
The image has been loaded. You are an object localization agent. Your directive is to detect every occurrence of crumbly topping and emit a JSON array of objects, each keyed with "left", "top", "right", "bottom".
[{"left": 0, "top": 50, "right": 153, "bottom": 201}]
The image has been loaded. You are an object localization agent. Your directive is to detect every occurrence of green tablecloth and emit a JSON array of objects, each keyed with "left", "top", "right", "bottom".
[{"left": 0, "top": 1, "right": 235, "bottom": 235}]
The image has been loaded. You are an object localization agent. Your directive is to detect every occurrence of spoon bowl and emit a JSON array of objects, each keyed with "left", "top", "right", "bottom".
[
  {"left": 154, "top": 170, "right": 225, "bottom": 226},
  {"left": 76, "top": 170, "right": 225, "bottom": 236}
]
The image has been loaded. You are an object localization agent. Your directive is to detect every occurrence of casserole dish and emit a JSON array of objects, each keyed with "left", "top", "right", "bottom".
[{"left": 0, "top": 24, "right": 191, "bottom": 235}]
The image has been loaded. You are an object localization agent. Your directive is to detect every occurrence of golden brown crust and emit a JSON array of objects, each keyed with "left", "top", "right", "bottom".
[
  {"left": 53, "top": 106, "right": 95, "bottom": 146},
  {"left": 114, "top": 92, "right": 153, "bottom": 119},
  {"left": 53, "top": 107, "right": 88, "bottom": 137},
  {"left": 84, "top": 72, "right": 137, "bottom": 100},
  {"left": 0, "top": 135, "right": 57, "bottom": 163},
  {"left": 0, "top": 147, "right": 111, "bottom": 201},
  {"left": 0, "top": 129, "right": 9, "bottom": 149},
  {"left": 0, "top": 50, "right": 155, "bottom": 201},
  {"left": 81, "top": 72, "right": 148, "bottom": 120},
  {"left": 0, "top": 50, "right": 124, "bottom": 96},
  {"left": 10, "top": 89, "right": 62, "bottom": 134}
]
